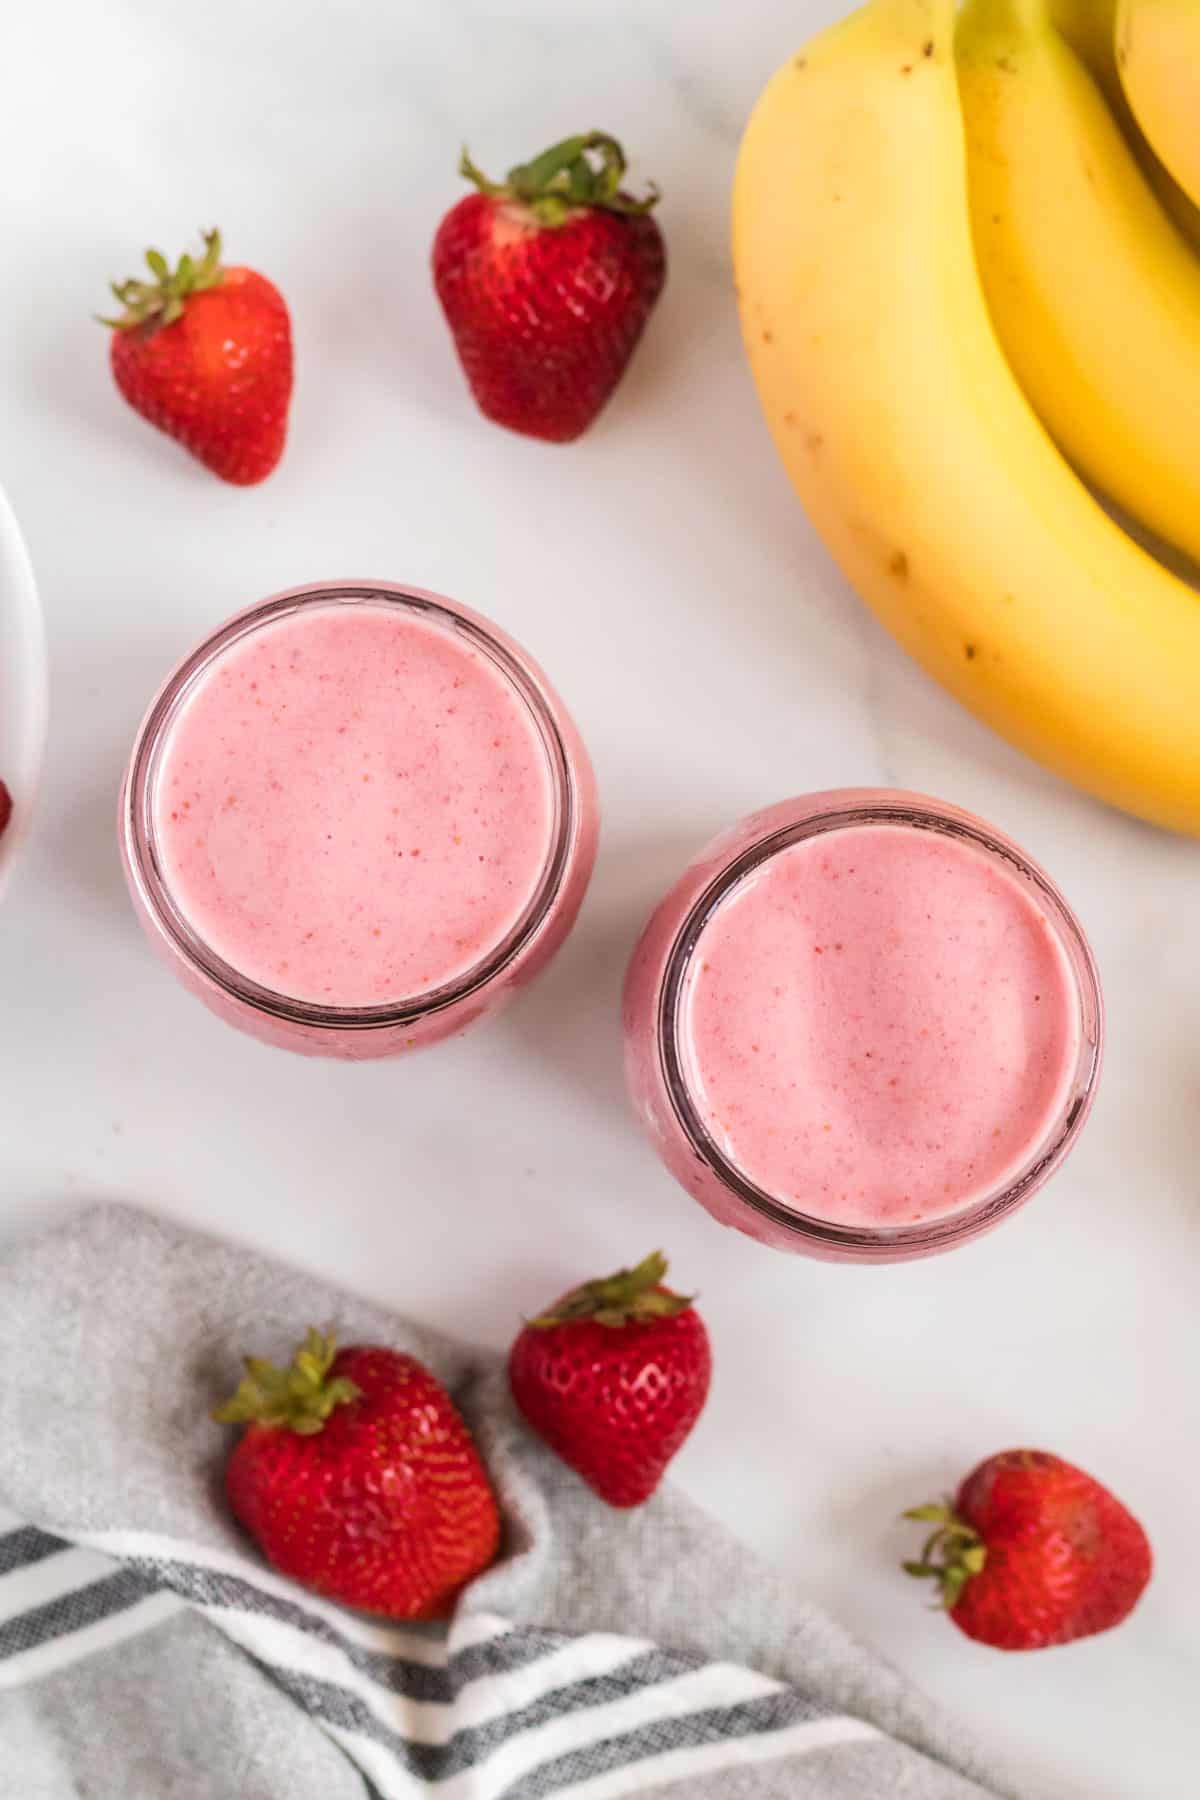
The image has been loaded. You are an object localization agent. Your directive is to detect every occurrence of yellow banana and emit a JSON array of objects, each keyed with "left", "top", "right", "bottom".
[
  {"left": 1048, "top": 0, "right": 1121, "bottom": 75},
  {"left": 1117, "top": 0, "right": 1200, "bottom": 208},
  {"left": 957, "top": 0, "right": 1200, "bottom": 565},
  {"left": 732, "top": 0, "right": 1200, "bottom": 835},
  {"left": 1048, "top": 0, "right": 1200, "bottom": 246}
]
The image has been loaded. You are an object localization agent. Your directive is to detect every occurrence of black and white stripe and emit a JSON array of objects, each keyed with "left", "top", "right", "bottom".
[{"left": 0, "top": 1509, "right": 878, "bottom": 1797}]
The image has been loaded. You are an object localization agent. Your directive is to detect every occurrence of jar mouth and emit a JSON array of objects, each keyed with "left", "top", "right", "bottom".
[
  {"left": 122, "top": 582, "right": 578, "bottom": 1031},
  {"left": 656, "top": 798, "right": 1104, "bottom": 1258}
]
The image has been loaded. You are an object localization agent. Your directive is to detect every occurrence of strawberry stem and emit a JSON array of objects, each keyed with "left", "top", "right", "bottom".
[
  {"left": 901, "top": 1501, "right": 988, "bottom": 1608},
  {"left": 528, "top": 1250, "right": 693, "bottom": 1330},
  {"left": 212, "top": 1328, "right": 361, "bottom": 1437},
  {"left": 99, "top": 227, "right": 225, "bottom": 332},
  {"left": 459, "top": 133, "right": 660, "bottom": 226}
]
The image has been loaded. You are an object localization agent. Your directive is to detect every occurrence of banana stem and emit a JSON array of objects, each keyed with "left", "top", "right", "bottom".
[{"left": 870, "top": 0, "right": 957, "bottom": 45}]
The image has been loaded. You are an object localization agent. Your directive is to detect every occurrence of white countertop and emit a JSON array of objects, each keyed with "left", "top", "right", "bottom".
[{"left": 1, "top": 2, "right": 1196, "bottom": 1793}]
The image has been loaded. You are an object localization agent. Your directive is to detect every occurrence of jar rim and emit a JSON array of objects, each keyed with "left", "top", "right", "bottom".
[
  {"left": 655, "top": 794, "right": 1104, "bottom": 1257},
  {"left": 121, "top": 581, "right": 578, "bottom": 1031}
]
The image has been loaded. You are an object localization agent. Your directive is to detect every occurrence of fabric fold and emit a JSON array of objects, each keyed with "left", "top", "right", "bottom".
[{"left": 0, "top": 1205, "right": 1009, "bottom": 1799}]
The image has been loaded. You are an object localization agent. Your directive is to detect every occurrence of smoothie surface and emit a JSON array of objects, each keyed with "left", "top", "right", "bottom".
[
  {"left": 154, "top": 601, "right": 555, "bottom": 1006},
  {"left": 679, "top": 823, "right": 1079, "bottom": 1225}
]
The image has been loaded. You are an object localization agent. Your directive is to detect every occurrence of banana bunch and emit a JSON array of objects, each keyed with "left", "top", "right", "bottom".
[{"left": 732, "top": 0, "right": 1200, "bottom": 835}]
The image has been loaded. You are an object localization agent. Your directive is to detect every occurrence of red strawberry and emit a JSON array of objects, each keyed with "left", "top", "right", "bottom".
[
  {"left": 903, "top": 1449, "right": 1152, "bottom": 1650},
  {"left": 432, "top": 132, "right": 666, "bottom": 443},
  {"left": 102, "top": 229, "right": 293, "bottom": 485},
  {"left": 509, "top": 1251, "right": 710, "bottom": 1507},
  {"left": 214, "top": 1329, "right": 500, "bottom": 1618},
  {"left": 0, "top": 782, "right": 10, "bottom": 840}
]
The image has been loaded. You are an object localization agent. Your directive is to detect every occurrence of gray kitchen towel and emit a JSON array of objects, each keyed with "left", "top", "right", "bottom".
[{"left": 0, "top": 1206, "right": 1010, "bottom": 1800}]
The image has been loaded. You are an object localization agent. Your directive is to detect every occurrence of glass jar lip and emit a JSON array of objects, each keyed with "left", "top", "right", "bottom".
[
  {"left": 122, "top": 580, "right": 578, "bottom": 1031},
  {"left": 655, "top": 793, "right": 1105, "bottom": 1258}
]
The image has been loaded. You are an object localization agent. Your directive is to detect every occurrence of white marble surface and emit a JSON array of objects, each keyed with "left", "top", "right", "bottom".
[{"left": 1, "top": 2, "right": 1196, "bottom": 1793}]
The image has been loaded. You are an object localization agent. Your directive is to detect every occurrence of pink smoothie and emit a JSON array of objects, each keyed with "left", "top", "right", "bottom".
[
  {"left": 152, "top": 601, "right": 557, "bottom": 1007},
  {"left": 677, "top": 824, "right": 1080, "bottom": 1227}
]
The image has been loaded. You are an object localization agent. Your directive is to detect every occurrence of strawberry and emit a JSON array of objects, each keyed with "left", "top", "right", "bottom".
[
  {"left": 432, "top": 132, "right": 666, "bottom": 443},
  {"left": 102, "top": 229, "right": 293, "bottom": 485},
  {"left": 903, "top": 1449, "right": 1152, "bottom": 1650},
  {"left": 214, "top": 1329, "right": 500, "bottom": 1618},
  {"left": 508, "top": 1251, "right": 709, "bottom": 1508}
]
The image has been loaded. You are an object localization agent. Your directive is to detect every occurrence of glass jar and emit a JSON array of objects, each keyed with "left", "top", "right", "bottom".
[
  {"left": 623, "top": 789, "right": 1103, "bottom": 1262},
  {"left": 121, "top": 581, "right": 598, "bottom": 1058}
]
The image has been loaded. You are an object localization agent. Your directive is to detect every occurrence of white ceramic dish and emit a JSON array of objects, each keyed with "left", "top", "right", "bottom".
[{"left": 0, "top": 483, "right": 47, "bottom": 898}]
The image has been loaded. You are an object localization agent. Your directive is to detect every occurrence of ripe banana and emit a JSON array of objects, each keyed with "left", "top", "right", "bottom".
[
  {"left": 1117, "top": 0, "right": 1200, "bottom": 209},
  {"left": 957, "top": 0, "right": 1200, "bottom": 566},
  {"left": 1047, "top": 0, "right": 1121, "bottom": 73},
  {"left": 732, "top": 0, "right": 1200, "bottom": 835},
  {"left": 1048, "top": 0, "right": 1200, "bottom": 248}
]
